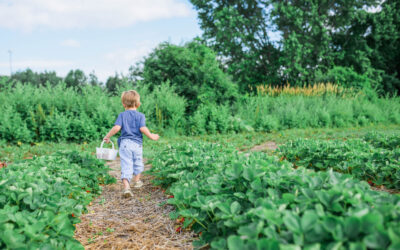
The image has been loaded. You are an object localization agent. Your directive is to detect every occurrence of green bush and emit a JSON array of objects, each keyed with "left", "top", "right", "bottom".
[
  {"left": 0, "top": 82, "right": 399, "bottom": 143},
  {"left": 131, "top": 41, "right": 238, "bottom": 113},
  {"left": 236, "top": 95, "right": 400, "bottom": 130}
]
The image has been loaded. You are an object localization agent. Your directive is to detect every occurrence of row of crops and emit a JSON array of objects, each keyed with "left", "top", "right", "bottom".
[
  {"left": 0, "top": 152, "right": 115, "bottom": 249},
  {"left": 148, "top": 136, "right": 400, "bottom": 249},
  {"left": 278, "top": 133, "right": 400, "bottom": 189}
]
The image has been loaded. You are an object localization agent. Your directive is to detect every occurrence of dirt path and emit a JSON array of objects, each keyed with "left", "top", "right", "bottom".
[
  {"left": 250, "top": 141, "right": 278, "bottom": 152},
  {"left": 74, "top": 158, "right": 195, "bottom": 250}
]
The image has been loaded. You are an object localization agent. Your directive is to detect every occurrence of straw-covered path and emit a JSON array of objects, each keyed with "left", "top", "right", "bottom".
[{"left": 74, "top": 158, "right": 195, "bottom": 250}]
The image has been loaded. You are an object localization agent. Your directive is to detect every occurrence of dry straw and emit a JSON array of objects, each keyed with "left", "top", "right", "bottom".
[
  {"left": 74, "top": 160, "right": 196, "bottom": 250},
  {"left": 254, "top": 83, "right": 358, "bottom": 97}
]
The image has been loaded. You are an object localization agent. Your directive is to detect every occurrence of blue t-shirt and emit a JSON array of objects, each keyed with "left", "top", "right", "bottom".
[{"left": 114, "top": 110, "right": 146, "bottom": 147}]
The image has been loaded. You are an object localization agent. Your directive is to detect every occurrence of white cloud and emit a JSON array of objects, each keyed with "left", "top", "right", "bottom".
[
  {"left": 105, "top": 45, "right": 154, "bottom": 64},
  {"left": 0, "top": 0, "right": 192, "bottom": 31},
  {"left": 60, "top": 39, "right": 80, "bottom": 48}
]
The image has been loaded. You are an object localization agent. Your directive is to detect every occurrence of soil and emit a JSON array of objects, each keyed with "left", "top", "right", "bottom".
[
  {"left": 74, "top": 158, "right": 195, "bottom": 250},
  {"left": 250, "top": 141, "right": 278, "bottom": 152}
]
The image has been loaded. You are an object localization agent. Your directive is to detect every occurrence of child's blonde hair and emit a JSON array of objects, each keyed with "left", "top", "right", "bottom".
[{"left": 121, "top": 90, "right": 140, "bottom": 108}]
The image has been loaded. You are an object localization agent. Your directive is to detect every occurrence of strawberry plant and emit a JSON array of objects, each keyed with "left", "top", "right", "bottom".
[
  {"left": 0, "top": 151, "right": 115, "bottom": 249},
  {"left": 278, "top": 137, "right": 400, "bottom": 189},
  {"left": 148, "top": 142, "right": 400, "bottom": 249}
]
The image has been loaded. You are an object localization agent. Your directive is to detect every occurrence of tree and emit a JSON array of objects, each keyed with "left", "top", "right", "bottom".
[
  {"left": 190, "top": 0, "right": 281, "bottom": 90},
  {"left": 273, "top": 0, "right": 379, "bottom": 84},
  {"left": 64, "top": 69, "right": 87, "bottom": 89},
  {"left": 105, "top": 73, "right": 125, "bottom": 95},
  {"left": 366, "top": 0, "right": 400, "bottom": 94},
  {"left": 9, "top": 69, "right": 62, "bottom": 87},
  {"left": 88, "top": 71, "right": 101, "bottom": 86},
  {"left": 190, "top": 0, "right": 381, "bottom": 88},
  {"left": 130, "top": 41, "right": 238, "bottom": 113}
]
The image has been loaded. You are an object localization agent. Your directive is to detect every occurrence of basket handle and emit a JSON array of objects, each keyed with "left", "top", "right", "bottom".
[{"left": 100, "top": 140, "right": 115, "bottom": 150}]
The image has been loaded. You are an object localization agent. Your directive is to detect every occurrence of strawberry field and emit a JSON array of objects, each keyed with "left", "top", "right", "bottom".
[
  {"left": 0, "top": 127, "right": 399, "bottom": 249},
  {"left": 0, "top": 151, "right": 115, "bottom": 249},
  {"left": 148, "top": 136, "right": 400, "bottom": 249},
  {"left": 278, "top": 133, "right": 400, "bottom": 189}
]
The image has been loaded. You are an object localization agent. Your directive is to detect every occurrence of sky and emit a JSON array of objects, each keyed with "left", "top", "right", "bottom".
[{"left": 0, "top": 0, "right": 202, "bottom": 82}]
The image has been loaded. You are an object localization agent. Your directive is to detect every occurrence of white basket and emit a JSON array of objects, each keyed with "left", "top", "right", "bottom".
[{"left": 96, "top": 141, "right": 118, "bottom": 161}]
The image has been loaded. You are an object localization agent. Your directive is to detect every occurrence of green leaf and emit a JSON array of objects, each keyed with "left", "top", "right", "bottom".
[
  {"left": 217, "top": 202, "right": 231, "bottom": 214},
  {"left": 238, "top": 222, "right": 262, "bottom": 238},
  {"left": 388, "top": 227, "right": 400, "bottom": 244},
  {"left": 283, "top": 212, "right": 301, "bottom": 233},
  {"left": 254, "top": 208, "right": 282, "bottom": 226},
  {"left": 230, "top": 201, "right": 241, "bottom": 214},
  {"left": 349, "top": 242, "right": 366, "bottom": 250},
  {"left": 282, "top": 193, "right": 295, "bottom": 202},
  {"left": 363, "top": 232, "right": 390, "bottom": 249},
  {"left": 211, "top": 238, "right": 227, "bottom": 249},
  {"left": 280, "top": 244, "right": 301, "bottom": 250},
  {"left": 1, "top": 224, "right": 26, "bottom": 248},
  {"left": 301, "top": 210, "right": 318, "bottom": 232},
  {"left": 227, "top": 235, "right": 245, "bottom": 250},
  {"left": 256, "top": 238, "right": 279, "bottom": 250},
  {"left": 304, "top": 243, "right": 321, "bottom": 250},
  {"left": 344, "top": 217, "right": 361, "bottom": 240}
]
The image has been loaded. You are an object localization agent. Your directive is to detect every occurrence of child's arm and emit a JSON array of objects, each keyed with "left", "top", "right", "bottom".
[
  {"left": 140, "top": 127, "right": 159, "bottom": 141},
  {"left": 103, "top": 125, "right": 121, "bottom": 143}
]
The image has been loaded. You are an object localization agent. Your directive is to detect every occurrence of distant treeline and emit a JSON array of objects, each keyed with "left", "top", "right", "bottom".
[
  {"left": 1, "top": 69, "right": 125, "bottom": 95},
  {"left": 1, "top": 1, "right": 400, "bottom": 97}
]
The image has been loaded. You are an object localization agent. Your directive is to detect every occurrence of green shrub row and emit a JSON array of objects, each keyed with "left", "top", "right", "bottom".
[
  {"left": 0, "top": 151, "right": 115, "bottom": 249},
  {"left": 148, "top": 142, "right": 400, "bottom": 249},
  {"left": 277, "top": 133, "right": 400, "bottom": 189},
  {"left": 235, "top": 95, "right": 400, "bottom": 131},
  {"left": 1, "top": 83, "right": 400, "bottom": 143}
]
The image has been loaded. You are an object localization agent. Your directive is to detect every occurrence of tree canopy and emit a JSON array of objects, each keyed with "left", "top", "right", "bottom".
[{"left": 190, "top": 0, "right": 400, "bottom": 94}]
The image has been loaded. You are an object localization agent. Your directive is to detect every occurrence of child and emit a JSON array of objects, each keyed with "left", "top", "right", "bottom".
[{"left": 103, "top": 90, "right": 159, "bottom": 198}]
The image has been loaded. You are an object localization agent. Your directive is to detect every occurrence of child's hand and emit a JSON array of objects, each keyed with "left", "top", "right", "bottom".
[
  {"left": 152, "top": 134, "right": 160, "bottom": 141},
  {"left": 103, "top": 137, "right": 110, "bottom": 143}
]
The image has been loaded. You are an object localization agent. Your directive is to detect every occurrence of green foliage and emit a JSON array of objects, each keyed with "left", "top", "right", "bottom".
[
  {"left": 0, "top": 151, "right": 115, "bottom": 249},
  {"left": 136, "top": 83, "right": 187, "bottom": 133},
  {"left": 131, "top": 41, "right": 238, "bottom": 113},
  {"left": 148, "top": 141, "right": 400, "bottom": 249},
  {"left": 278, "top": 134, "right": 400, "bottom": 189},
  {"left": 190, "top": 0, "right": 400, "bottom": 94},
  {"left": 190, "top": 0, "right": 281, "bottom": 91},
  {"left": 366, "top": 0, "right": 400, "bottom": 94},
  {"left": 1, "top": 82, "right": 399, "bottom": 143},
  {"left": 105, "top": 73, "right": 127, "bottom": 95},
  {"left": 236, "top": 95, "right": 400, "bottom": 130},
  {"left": 64, "top": 69, "right": 88, "bottom": 89},
  {"left": 8, "top": 69, "right": 62, "bottom": 87},
  {"left": 315, "top": 66, "right": 375, "bottom": 91},
  {"left": 0, "top": 83, "right": 122, "bottom": 143}
]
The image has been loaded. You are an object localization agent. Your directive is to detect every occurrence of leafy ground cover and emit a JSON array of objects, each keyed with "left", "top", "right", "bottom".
[
  {"left": 148, "top": 141, "right": 400, "bottom": 249},
  {"left": 0, "top": 151, "right": 115, "bottom": 249},
  {"left": 278, "top": 132, "right": 400, "bottom": 189},
  {"left": 1, "top": 125, "right": 398, "bottom": 162}
]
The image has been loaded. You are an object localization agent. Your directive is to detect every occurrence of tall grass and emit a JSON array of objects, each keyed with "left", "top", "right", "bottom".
[
  {"left": 254, "top": 83, "right": 359, "bottom": 97},
  {"left": 1, "top": 82, "right": 399, "bottom": 143},
  {"left": 235, "top": 94, "right": 400, "bottom": 131}
]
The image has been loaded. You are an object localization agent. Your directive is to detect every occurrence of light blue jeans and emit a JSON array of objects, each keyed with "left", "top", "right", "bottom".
[{"left": 119, "top": 139, "right": 144, "bottom": 183}]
